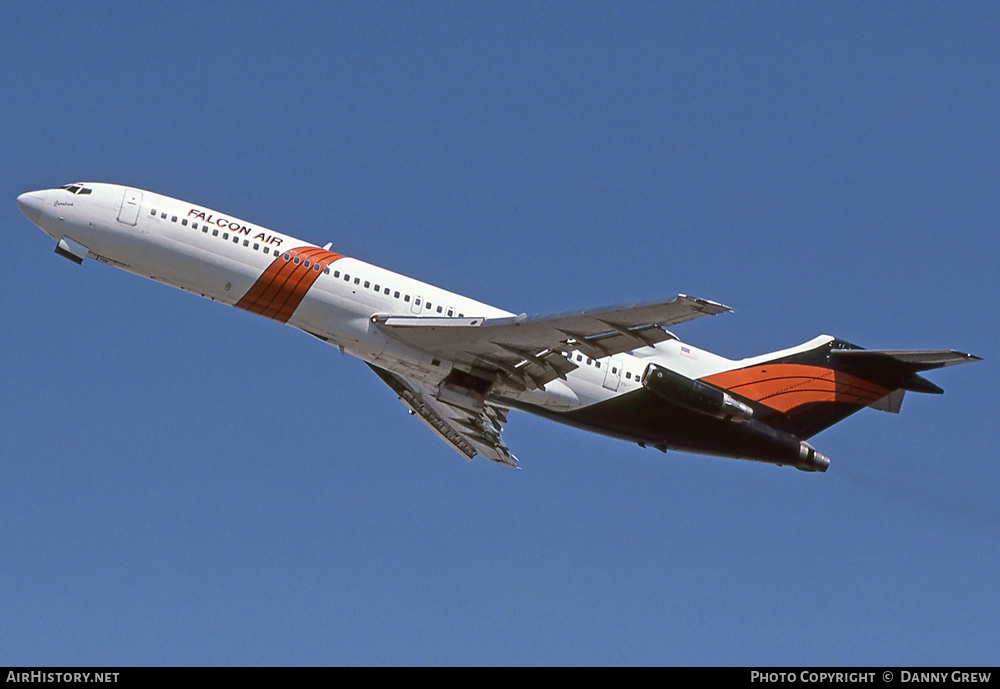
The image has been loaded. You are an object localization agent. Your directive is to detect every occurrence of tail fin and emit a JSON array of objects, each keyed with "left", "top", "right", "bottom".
[{"left": 702, "top": 337, "right": 979, "bottom": 439}]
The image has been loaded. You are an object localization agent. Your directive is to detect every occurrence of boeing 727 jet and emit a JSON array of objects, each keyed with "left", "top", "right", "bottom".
[{"left": 17, "top": 183, "right": 979, "bottom": 473}]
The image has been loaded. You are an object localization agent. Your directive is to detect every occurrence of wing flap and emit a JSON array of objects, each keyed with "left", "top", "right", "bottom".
[{"left": 367, "top": 364, "right": 518, "bottom": 468}]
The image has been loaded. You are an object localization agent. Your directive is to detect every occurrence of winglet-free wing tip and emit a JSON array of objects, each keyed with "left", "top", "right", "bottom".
[
  {"left": 678, "top": 294, "right": 733, "bottom": 315},
  {"left": 495, "top": 453, "right": 520, "bottom": 470}
]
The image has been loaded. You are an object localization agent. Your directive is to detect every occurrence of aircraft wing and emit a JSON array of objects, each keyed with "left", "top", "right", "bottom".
[
  {"left": 367, "top": 364, "right": 518, "bottom": 468},
  {"left": 373, "top": 294, "right": 730, "bottom": 391}
]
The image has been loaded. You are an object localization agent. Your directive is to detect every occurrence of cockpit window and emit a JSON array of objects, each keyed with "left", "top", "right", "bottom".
[{"left": 60, "top": 184, "right": 92, "bottom": 195}]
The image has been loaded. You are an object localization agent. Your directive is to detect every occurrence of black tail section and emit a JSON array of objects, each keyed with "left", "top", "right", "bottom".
[
  {"left": 703, "top": 338, "right": 979, "bottom": 440},
  {"left": 828, "top": 348, "right": 978, "bottom": 393}
]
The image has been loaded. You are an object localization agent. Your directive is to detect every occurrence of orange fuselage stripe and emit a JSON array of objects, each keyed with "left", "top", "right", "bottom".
[
  {"left": 704, "top": 363, "right": 889, "bottom": 413},
  {"left": 235, "top": 247, "right": 344, "bottom": 323}
]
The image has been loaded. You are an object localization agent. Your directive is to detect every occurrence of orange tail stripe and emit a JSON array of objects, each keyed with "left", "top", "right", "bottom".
[
  {"left": 236, "top": 247, "right": 344, "bottom": 323},
  {"left": 704, "top": 363, "right": 889, "bottom": 413},
  {"left": 762, "top": 388, "right": 889, "bottom": 411}
]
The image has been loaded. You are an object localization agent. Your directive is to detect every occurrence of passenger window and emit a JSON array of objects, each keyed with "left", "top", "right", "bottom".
[
  {"left": 384, "top": 288, "right": 390, "bottom": 295},
  {"left": 426, "top": 302, "right": 432, "bottom": 310},
  {"left": 233, "top": 236, "right": 239, "bottom": 243},
  {"left": 334, "top": 271, "right": 340, "bottom": 278},
  {"left": 212, "top": 229, "right": 219, "bottom": 237},
  {"left": 303, "top": 260, "right": 311, "bottom": 268},
  {"left": 263, "top": 247, "right": 269, "bottom": 254},
  {"left": 414, "top": 297, "right": 420, "bottom": 305},
  {"left": 587, "top": 358, "right": 593, "bottom": 365},
  {"left": 293, "top": 256, "right": 300, "bottom": 264},
  {"left": 576, "top": 355, "right": 583, "bottom": 362},
  {"left": 394, "top": 291, "right": 400, "bottom": 298},
  {"left": 447, "top": 309, "right": 453, "bottom": 316},
  {"left": 324, "top": 268, "right": 329, "bottom": 275},
  {"left": 612, "top": 367, "right": 617, "bottom": 374},
  {"left": 595, "top": 362, "right": 601, "bottom": 369},
  {"left": 161, "top": 212, "right": 167, "bottom": 219},
  {"left": 253, "top": 243, "right": 259, "bottom": 250},
  {"left": 243, "top": 240, "right": 249, "bottom": 246},
  {"left": 374, "top": 284, "right": 380, "bottom": 291},
  {"left": 364, "top": 281, "right": 370, "bottom": 288},
  {"left": 181, "top": 219, "right": 188, "bottom": 226},
  {"left": 354, "top": 277, "right": 360, "bottom": 285},
  {"left": 223, "top": 232, "right": 229, "bottom": 240},
  {"left": 626, "top": 372, "right": 631, "bottom": 379},
  {"left": 202, "top": 227, "right": 208, "bottom": 233},
  {"left": 150, "top": 209, "right": 156, "bottom": 215},
  {"left": 192, "top": 222, "right": 198, "bottom": 229},
  {"left": 283, "top": 253, "right": 290, "bottom": 261},
  {"left": 344, "top": 274, "right": 350, "bottom": 281},
  {"left": 405, "top": 295, "right": 411, "bottom": 302},
  {"left": 313, "top": 264, "right": 320, "bottom": 271},
  {"left": 171, "top": 216, "right": 177, "bottom": 222},
  {"left": 436, "top": 306, "right": 443, "bottom": 313}
]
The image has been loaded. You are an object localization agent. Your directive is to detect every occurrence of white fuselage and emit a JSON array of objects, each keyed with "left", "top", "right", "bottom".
[
  {"left": 19, "top": 182, "right": 796, "bottom": 416},
  {"left": 19, "top": 185, "right": 642, "bottom": 408}
]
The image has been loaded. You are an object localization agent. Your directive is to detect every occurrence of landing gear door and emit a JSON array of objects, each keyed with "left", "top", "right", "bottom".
[
  {"left": 117, "top": 188, "right": 142, "bottom": 226},
  {"left": 603, "top": 358, "right": 623, "bottom": 391}
]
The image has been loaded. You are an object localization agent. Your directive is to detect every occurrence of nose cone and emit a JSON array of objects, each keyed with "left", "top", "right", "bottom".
[{"left": 17, "top": 190, "right": 48, "bottom": 225}]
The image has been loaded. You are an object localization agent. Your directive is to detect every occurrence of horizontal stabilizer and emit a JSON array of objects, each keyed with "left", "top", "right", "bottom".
[
  {"left": 831, "top": 349, "right": 980, "bottom": 371},
  {"left": 830, "top": 348, "right": 979, "bottom": 394}
]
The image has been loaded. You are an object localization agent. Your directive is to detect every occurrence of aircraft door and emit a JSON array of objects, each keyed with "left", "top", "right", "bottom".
[
  {"left": 117, "top": 188, "right": 143, "bottom": 226},
  {"left": 411, "top": 295, "right": 423, "bottom": 314},
  {"left": 602, "top": 358, "right": 623, "bottom": 391}
]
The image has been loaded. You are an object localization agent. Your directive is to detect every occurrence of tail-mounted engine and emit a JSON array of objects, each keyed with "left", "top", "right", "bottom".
[{"left": 642, "top": 364, "right": 753, "bottom": 420}]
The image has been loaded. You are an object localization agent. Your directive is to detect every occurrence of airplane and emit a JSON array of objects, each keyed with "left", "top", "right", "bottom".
[{"left": 17, "top": 182, "right": 979, "bottom": 473}]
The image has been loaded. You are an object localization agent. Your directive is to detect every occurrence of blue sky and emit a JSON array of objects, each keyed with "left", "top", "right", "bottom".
[{"left": 2, "top": 3, "right": 997, "bottom": 665}]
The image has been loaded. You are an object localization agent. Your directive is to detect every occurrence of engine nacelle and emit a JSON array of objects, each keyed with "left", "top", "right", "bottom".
[
  {"left": 642, "top": 364, "right": 753, "bottom": 420},
  {"left": 796, "top": 441, "right": 830, "bottom": 473}
]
